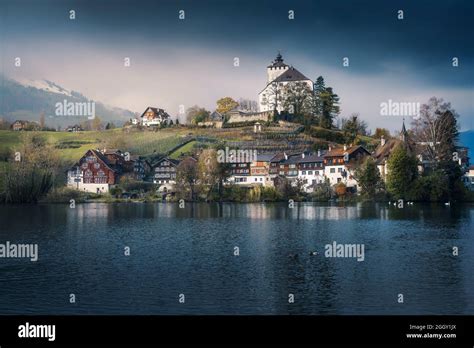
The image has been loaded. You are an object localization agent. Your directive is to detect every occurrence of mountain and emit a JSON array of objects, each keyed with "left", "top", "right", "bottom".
[
  {"left": 459, "top": 130, "right": 474, "bottom": 156},
  {"left": 0, "top": 75, "right": 136, "bottom": 128}
]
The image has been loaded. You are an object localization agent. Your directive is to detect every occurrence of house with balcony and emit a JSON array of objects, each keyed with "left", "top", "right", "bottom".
[{"left": 323, "top": 145, "right": 370, "bottom": 191}]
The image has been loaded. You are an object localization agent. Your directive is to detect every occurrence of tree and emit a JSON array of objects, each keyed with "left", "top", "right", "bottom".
[
  {"left": 411, "top": 97, "right": 459, "bottom": 163},
  {"left": 312, "top": 76, "right": 326, "bottom": 125},
  {"left": 355, "top": 157, "right": 384, "bottom": 197},
  {"left": 186, "top": 106, "right": 210, "bottom": 124},
  {"left": 374, "top": 128, "right": 391, "bottom": 139},
  {"left": 341, "top": 113, "right": 367, "bottom": 143},
  {"left": 91, "top": 116, "right": 102, "bottom": 131},
  {"left": 176, "top": 157, "right": 198, "bottom": 200},
  {"left": 238, "top": 98, "right": 258, "bottom": 112},
  {"left": 320, "top": 87, "right": 340, "bottom": 129},
  {"left": 386, "top": 144, "right": 418, "bottom": 199},
  {"left": 216, "top": 97, "right": 239, "bottom": 114},
  {"left": 197, "top": 149, "right": 220, "bottom": 200},
  {"left": 3, "top": 133, "right": 61, "bottom": 203},
  {"left": 281, "top": 81, "right": 313, "bottom": 123},
  {"left": 260, "top": 82, "right": 282, "bottom": 116}
]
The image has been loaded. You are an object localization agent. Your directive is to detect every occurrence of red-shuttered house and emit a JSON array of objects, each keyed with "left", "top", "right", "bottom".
[{"left": 67, "top": 149, "right": 119, "bottom": 193}]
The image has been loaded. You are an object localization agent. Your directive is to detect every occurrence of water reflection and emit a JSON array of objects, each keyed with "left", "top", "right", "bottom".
[{"left": 0, "top": 202, "right": 472, "bottom": 314}]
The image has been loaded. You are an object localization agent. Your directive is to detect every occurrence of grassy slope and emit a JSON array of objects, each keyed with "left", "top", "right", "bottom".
[{"left": 0, "top": 129, "right": 189, "bottom": 163}]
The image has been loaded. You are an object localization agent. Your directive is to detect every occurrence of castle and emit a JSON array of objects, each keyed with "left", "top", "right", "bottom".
[{"left": 258, "top": 53, "right": 313, "bottom": 113}]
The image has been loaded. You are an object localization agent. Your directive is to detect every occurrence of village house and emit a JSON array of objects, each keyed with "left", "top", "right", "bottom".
[
  {"left": 463, "top": 165, "right": 474, "bottom": 191},
  {"left": 248, "top": 153, "right": 274, "bottom": 186},
  {"left": 67, "top": 149, "right": 120, "bottom": 193},
  {"left": 66, "top": 124, "right": 83, "bottom": 132},
  {"left": 373, "top": 122, "right": 415, "bottom": 180},
  {"left": 269, "top": 152, "right": 302, "bottom": 179},
  {"left": 297, "top": 151, "right": 326, "bottom": 192},
  {"left": 151, "top": 157, "right": 180, "bottom": 192},
  {"left": 67, "top": 149, "right": 148, "bottom": 193},
  {"left": 11, "top": 120, "right": 31, "bottom": 131},
  {"left": 140, "top": 107, "right": 171, "bottom": 127},
  {"left": 324, "top": 145, "right": 370, "bottom": 190}
]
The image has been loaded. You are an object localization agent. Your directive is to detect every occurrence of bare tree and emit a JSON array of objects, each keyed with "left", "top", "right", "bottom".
[{"left": 411, "top": 97, "right": 459, "bottom": 162}]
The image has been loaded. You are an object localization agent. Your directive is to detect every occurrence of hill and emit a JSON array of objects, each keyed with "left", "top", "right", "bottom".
[
  {"left": 0, "top": 75, "right": 135, "bottom": 128},
  {"left": 459, "top": 130, "right": 474, "bottom": 156}
]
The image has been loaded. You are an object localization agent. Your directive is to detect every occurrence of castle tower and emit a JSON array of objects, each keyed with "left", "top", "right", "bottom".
[{"left": 267, "top": 52, "right": 289, "bottom": 83}]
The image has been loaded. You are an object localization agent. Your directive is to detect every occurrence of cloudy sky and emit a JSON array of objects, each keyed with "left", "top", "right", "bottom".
[{"left": 1, "top": 0, "right": 473, "bottom": 131}]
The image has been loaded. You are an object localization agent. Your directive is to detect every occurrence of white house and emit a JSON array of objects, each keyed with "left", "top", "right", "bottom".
[
  {"left": 258, "top": 53, "right": 313, "bottom": 113},
  {"left": 140, "top": 107, "right": 170, "bottom": 126},
  {"left": 297, "top": 152, "right": 326, "bottom": 192},
  {"left": 323, "top": 145, "right": 371, "bottom": 191}
]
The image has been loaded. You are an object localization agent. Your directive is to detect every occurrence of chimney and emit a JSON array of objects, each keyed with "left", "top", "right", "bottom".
[
  {"left": 284, "top": 152, "right": 288, "bottom": 160},
  {"left": 328, "top": 146, "right": 332, "bottom": 152},
  {"left": 343, "top": 145, "right": 347, "bottom": 151},
  {"left": 381, "top": 135, "right": 386, "bottom": 146},
  {"left": 317, "top": 150, "right": 321, "bottom": 157},
  {"left": 301, "top": 153, "right": 305, "bottom": 159}
]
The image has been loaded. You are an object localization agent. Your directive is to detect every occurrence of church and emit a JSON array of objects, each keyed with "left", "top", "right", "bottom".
[{"left": 258, "top": 53, "right": 313, "bottom": 113}]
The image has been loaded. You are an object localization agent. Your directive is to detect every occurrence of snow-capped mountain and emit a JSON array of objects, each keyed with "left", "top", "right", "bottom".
[
  {"left": 0, "top": 75, "right": 135, "bottom": 128},
  {"left": 14, "top": 78, "right": 73, "bottom": 97}
]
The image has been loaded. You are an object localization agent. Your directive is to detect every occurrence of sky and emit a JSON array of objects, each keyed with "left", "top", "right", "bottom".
[{"left": 1, "top": 0, "right": 473, "bottom": 131}]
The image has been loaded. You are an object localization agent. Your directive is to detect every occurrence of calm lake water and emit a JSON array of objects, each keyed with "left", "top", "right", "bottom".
[{"left": 0, "top": 202, "right": 473, "bottom": 315}]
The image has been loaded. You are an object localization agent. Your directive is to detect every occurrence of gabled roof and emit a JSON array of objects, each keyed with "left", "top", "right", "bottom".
[
  {"left": 373, "top": 139, "right": 403, "bottom": 164},
  {"left": 324, "top": 145, "right": 370, "bottom": 158},
  {"left": 255, "top": 153, "right": 277, "bottom": 162},
  {"left": 140, "top": 107, "right": 170, "bottom": 119},
  {"left": 273, "top": 67, "right": 311, "bottom": 83},
  {"left": 152, "top": 157, "right": 180, "bottom": 168}
]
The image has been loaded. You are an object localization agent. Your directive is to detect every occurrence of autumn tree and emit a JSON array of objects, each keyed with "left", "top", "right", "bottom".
[
  {"left": 185, "top": 105, "right": 210, "bottom": 124},
  {"left": 176, "top": 157, "right": 198, "bottom": 200},
  {"left": 216, "top": 97, "right": 239, "bottom": 114}
]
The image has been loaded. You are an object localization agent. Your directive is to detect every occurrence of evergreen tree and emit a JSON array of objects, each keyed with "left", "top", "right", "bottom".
[
  {"left": 312, "top": 76, "right": 326, "bottom": 125},
  {"left": 320, "top": 87, "right": 340, "bottom": 129},
  {"left": 355, "top": 157, "right": 384, "bottom": 197},
  {"left": 386, "top": 144, "right": 418, "bottom": 199}
]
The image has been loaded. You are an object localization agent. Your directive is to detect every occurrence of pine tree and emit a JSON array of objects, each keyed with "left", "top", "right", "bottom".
[
  {"left": 312, "top": 76, "right": 326, "bottom": 125},
  {"left": 355, "top": 157, "right": 384, "bottom": 197},
  {"left": 386, "top": 144, "right": 418, "bottom": 199}
]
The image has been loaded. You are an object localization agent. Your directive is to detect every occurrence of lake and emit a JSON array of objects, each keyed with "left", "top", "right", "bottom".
[{"left": 0, "top": 202, "right": 473, "bottom": 315}]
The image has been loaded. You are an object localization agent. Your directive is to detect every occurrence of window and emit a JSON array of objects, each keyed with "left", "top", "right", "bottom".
[
  {"left": 82, "top": 162, "right": 88, "bottom": 169},
  {"left": 289, "top": 164, "right": 296, "bottom": 168},
  {"left": 330, "top": 168, "right": 335, "bottom": 173},
  {"left": 308, "top": 171, "right": 313, "bottom": 175},
  {"left": 94, "top": 163, "right": 100, "bottom": 169},
  {"left": 338, "top": 168, "right": 343, "bottom": 173},
  {"left": 337, "top": 178, "right": 342, "bottom": 183},
  {"left": 302, "top": 171, "right": 306, "bottom": 175},
  {"left": 279, "top": 171, "right": 284, "bottom": 175}
]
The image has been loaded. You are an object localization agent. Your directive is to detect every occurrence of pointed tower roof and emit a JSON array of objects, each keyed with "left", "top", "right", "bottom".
[
  {"left": 400, "top": 118, "right": 408, "bottom": 142},
  {"left": 267, "top": 51, "right": 289, "bottom": 68}
]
